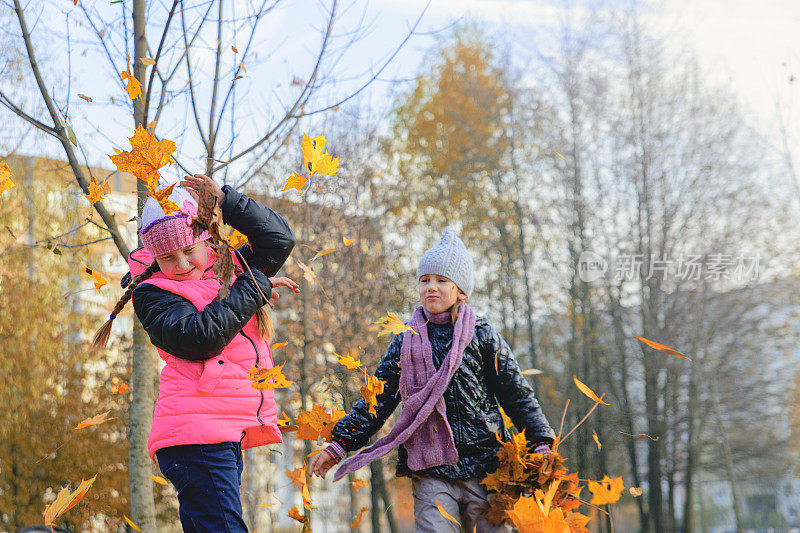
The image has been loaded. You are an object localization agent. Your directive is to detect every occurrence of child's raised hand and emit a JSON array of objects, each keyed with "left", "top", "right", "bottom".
[
  {"left": 180, "top": 174, "right": 225, "bottom": 203},
  {"left": 309, "top": 450, "right": 338, "bottom": 479},
  {"left": 267, "top": 276, "right": 300, "bottom": 300}
]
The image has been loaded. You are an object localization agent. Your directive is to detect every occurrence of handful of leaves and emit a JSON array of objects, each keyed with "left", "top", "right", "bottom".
[{"left": 482, "top": 431, "right": 589, "bottom": 531}]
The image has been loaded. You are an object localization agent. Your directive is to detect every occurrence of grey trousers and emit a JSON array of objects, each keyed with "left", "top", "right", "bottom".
[{"left": 411, "top": 475, "right": 513, "bottom": 532}]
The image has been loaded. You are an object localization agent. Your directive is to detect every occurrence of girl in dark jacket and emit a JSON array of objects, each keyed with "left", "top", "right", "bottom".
[
  {"left": 92, "top": 174, "right": 297, "bottom": 533},
  {"left": 309, "top": 227, "right": 554, "bottom": 532}
]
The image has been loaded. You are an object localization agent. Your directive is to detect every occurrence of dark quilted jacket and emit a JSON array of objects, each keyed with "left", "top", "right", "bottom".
[{"left": 332, "top": 316, "right": 555, "bottom": 480}]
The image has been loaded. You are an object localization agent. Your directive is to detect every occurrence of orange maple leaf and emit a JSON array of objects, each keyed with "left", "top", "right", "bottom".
[
  {"left": 286, "top": 463, "right": 306, "bottom": 487},
  {"left": 83, "top": 266, "right": 107, "bottom": 293},
  {"left": 287, "top": 506, "right": 305, "bottom": 523},
  {"left": 84, "top": 176, "right": 111, "bottom": 205},
  {"left": 119, "top": 54, "right": 142, "bottom": 100},
  {"left": 295, "top": 404, "right": 345, "bottom": 442},
  {"left": 573, "top": 375, "right": 609, "bottom": 405},
  {"left": 634, "top": 334, "right": 693, "bottom": 361},
  {"left": 109, "top": 125, "right": 176, "bottom": 193},
  {"left": 588, "top": 475, "right": 624, "bottom": 506},
  {"left": 0, "top": 162, "right": 14, "bottom": 198},
  {"left": 42, "top": 473, "right": 98, "bottom": 526},
  {"left": 228, "top": 229, "right": 248, "bottom": 248},
  {"left": 248, "top": 363, "right": 294, "bottom": 390},
  {"left": 351, "top": 478, "right": 368, "bottom": 492},
  {"left": 151, "top": 183, "right": 181, "bottom": 215},
  {"left": 360, "top": 375, "right": 385, "bottom": 416},
  {"left": 75, "top": 410, "right": 116, "bottom": 429},
  {"left": 350, "top": 506, "right": 368, "bottom": 528}
]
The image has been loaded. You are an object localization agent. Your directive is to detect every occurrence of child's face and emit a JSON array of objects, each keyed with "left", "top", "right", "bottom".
[
  {"left": 155, "top": 242, "right": 209, "bottom": 281},
  {"left": 418, "top": 274, "right": 466, "bottom": 314}
]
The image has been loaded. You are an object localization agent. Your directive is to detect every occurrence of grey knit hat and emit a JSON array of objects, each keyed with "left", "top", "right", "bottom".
[{"left": 417, "top": 227, "right": 475, "bottom": 297}]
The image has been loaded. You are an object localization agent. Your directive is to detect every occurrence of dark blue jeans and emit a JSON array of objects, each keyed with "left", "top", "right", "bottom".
[{"left": 155, "top": 442, "right": 247, "bottom": 533}]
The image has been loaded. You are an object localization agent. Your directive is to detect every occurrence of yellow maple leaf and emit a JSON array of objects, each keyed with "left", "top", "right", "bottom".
[
  {"left": 375, "top": 312, "right": 416, "bottom": 337},
  {"left": 280, "top": 172, "right": 310, "bottom": 194},
  {"left": 83, "top": 266, "right": 107, "bottom": 293},
  {"left": 0, "top": 161, "right": 16, "bottom": 198},
  {"left": 228, "top": 229, "right": 248, "bottom": 248},
  {"left": 151, "top": 183, "right": 180, "bottom": 215},
  {"left": 295, "top": 404, "right": 346, "bottom": 443},
  {"left": 312, "top": 152, "right": 339, "bottom": 176},
  {"left": 123, "top": 514, "right": 142, "bottom": 532},
  {"left": 84, "top": 176, "right": 111, "bottom": 204},
  {"left": 109, "top": 125, "right": 176, "bottom": 192},
  {"left": 42, "top": 473, "right": 98, "bottom": 526},
  {"left": 336, "top": 350, "right": 362, "bottom": 370},
  {"left": 588, "top": 475, "right": 624, "bottom": 506},
  {"left": 149, "top": 476, "right": 168, "bottom": 485},
  {"left": 270, "top": 341, "right": 288, "bottom": 352},
  {"left": 75, "top": 410, "right": 115, "bottom": 430},
  {"left": 248, "top": 364, "right": 293, "bottom": 390},
  {"left": 360, "top": 375, "right": 385, "bottom": 416},
  {"left": 301, "top": 133, "right": 326, "bottom": 170},
  {"left": 119, "top": 55, "right": 142, "bottom": 101},
  {"left": 573, "top": 375, "right": 609, "bottom": 405},
  {"left": 343, "top": 236, "right": 354, "bottom": 246}
]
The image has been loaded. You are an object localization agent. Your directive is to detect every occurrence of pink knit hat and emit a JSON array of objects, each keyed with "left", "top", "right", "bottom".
[{"left": 140, "top": 186, "right": 210, "bottom": 257}]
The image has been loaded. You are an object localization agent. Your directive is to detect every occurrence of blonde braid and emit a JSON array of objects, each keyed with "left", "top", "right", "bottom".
[{"left": 90, "top": 261, "right": 160, "bottom": 354}]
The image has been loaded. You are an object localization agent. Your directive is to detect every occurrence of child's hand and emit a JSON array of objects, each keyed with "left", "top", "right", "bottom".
[
  {"left": 267, "top": 276, "right": 300, "bottom": 300},
  {"left": 309, "top": 450, "right": 338, "bottom": 479},
  {"left": 180, "top": 174, "right": 225, "bottom": 203}
]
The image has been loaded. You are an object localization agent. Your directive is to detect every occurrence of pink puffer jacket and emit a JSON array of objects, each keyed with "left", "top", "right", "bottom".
[{"left": 129, "top": 247, "right": 283, "bottom": 462}]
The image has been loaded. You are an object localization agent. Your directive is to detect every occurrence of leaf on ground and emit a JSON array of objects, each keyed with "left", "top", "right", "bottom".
[
  {"left": 43, "top": 473, "right": 98, "bottom": 526},
  {"left": 573, "top": 375, "right": 609, "bottom": 405},
  {"left": 634, "top": 334, "right": 693, "bottom": 361},
  {"left": 75, "top": 410, "right": 115, "bottom": 429}
]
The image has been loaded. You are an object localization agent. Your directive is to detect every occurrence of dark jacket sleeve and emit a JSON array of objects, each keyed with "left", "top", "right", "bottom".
[
  {"left": 480, "top": 323, "right": 555, "bottom": 445},
  {"left": 331, "top": 335, "right": 403, "bottom": 452},
  {"left": 221, "top": 185, "right": 295, "bottom": 277},
  {"left": 132, "top": 269, "right": 272, "bottom": 361}
]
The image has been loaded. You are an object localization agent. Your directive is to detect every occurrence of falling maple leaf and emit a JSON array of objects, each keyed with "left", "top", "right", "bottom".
[
  {"left": 312, "top": 152, "right": 339, "bottom": 176},
  {"left": 84, "top": 176, "right": 111, "bottom": 204},
  {"left": 77, "top": 93, "right": 93, "bottom": 102},
  {"left": 592, "top": 431, "right": 602, "bottom": 450},
  {"left": 310, "top": 248, "right": 338, "bottom": 262},
  {"left": 336, "top": 350, "right": 362, "bottom": 370},
  {"left": 629, "top": 486, "right": 643, "bottom": 497},
  {"left": 119, "top": 54, "right": 142, "bottom": 100},
  {"left": 588, "top": 475, "right": 624, "bottom": 506},
  {"left": 149, "top": 476, "right": 168, "bottom": 485},
  {"left": 228, "top": 229, "right": 248, "bottom": 248},
  {"left": 286, "top": 463, "right": 306, "bottom": 487},
  {"left": 231, "top": 45, "right": 238, "bottom": 53},
  {"left": 123, "top": 514, "right": 142, "bottom": 532},
  {"left": 301, "top": 133, "right": 326, "bottom": 170},
  {"left": 295, "top": 404, "right": 345, "bottom": 443},
  {"left": 277, "top": 411, "right": 298, "bottom": 433},
  {"left": 436, "top": 499, "right": 460, "bottom": 526},
  {"left": 360, "top": 375, "right": 385, "bottom": 416},
  {"left": 42, "top": 473, "right": 98, "bottom": 526},
  {"left": 248, "top": 364, "right": 294, "bottom": 390},
  {"left": 351, "top": 478, "right": 368, "bottom": 492},
  {"left": 139, "top": 57, "right": 156, "bottom": 66},
  {"left": 375, "top": 312, "right": 416, "bottom": 336},
  {"left": 343, "top": 236, "right": 355, "bottom": 246},
  {"left": 151, "top": 183, "right": 180, "bottom": 215},
  {"left": 110, "top": 377, "right": 130, "bottom": 394},
  {"left": 0, "top": 162, "right": 15, "bottom": 198},
  {"left": 271, "top": 341, "right": 288, "bottom": 352},
  {"left": 634, "top": 334, "right": 693, "bottom": 361},
  {"left": 109, "top": 125, "right": 176, "bottom": 193},
  {"left": 350, "top": 506, "right": 368, "bottom": 528},
  {"left": 75, "top": 410, "right": 116, "bottom": 429},
  {"left": 296, "top": 259, "right": 316, "bottom": 286},
  {"left": 573, "top": 375, "right": 609, "bottom": 405},
  {"left": 280, "top": 171, "right": 310, "bottom": 194},
  {"left": 288, "top": 506, "right": 305, "bottom": 523},
  {"left": 83, "top": 266, "right": 107, "bottom": 293}
]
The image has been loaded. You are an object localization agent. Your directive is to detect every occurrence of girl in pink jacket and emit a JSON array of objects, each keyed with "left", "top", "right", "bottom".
[{"left": 92, "top": 174, "right": 297, "bottom": 532}]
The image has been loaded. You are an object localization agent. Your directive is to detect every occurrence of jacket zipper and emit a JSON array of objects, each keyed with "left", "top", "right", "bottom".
[{"left": 240, "top": 331, "right": 265, "bottom": 426}]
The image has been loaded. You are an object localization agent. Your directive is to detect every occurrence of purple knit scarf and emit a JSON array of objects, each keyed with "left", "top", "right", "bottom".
[{"left": 333, "top": 303, "right": 476, "bottom": 481}]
